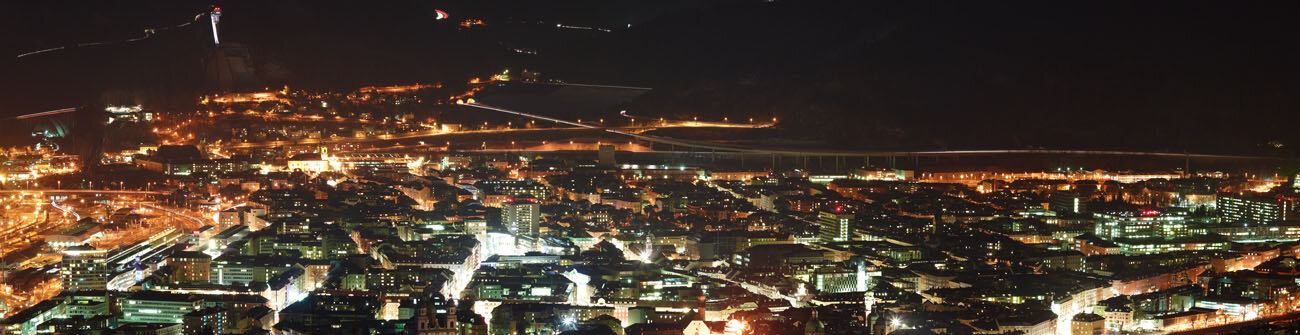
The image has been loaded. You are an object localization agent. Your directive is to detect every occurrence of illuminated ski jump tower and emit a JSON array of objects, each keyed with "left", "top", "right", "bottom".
[{"left": 209, "top": 6, "right": 222, "bottom": 45}]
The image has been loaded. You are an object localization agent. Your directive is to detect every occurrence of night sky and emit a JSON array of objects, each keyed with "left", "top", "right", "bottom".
[{"left": 3, "top": 0, "right": 1298, "bottom": 154}]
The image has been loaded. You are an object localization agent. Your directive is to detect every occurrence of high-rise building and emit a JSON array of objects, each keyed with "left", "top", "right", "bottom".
[
  {"left": 1050, "top": 191, "right": 1087, "bottom": 214},
  {"left": 61, "top": 245, "right": 109, "bottom": 291},
  {"left": 502, "top": 197, "right": 540, "bottom": 237},
  {"left": 818, "top": 208, "right": 854, "bottom": 244},
  {"left": 1218, "top": 194, "right": 1293, "bottom": 224}
]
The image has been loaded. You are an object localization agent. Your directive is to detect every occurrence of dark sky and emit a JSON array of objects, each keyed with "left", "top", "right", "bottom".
[{"left": 2, "top": 0, "right": 1297, "bottom": 153}]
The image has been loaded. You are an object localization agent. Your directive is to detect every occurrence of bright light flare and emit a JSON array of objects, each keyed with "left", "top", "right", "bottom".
[{"left": 725, "top": 319, "right": 747, "bottom": 334}]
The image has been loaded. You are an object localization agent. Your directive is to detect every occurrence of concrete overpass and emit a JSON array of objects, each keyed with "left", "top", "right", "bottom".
[
  {"left": 460, "top": 102, "right": 1295, "bottom": 162},
  {"left": 0, "top": 189, "right": 170, "bottom": 195}
]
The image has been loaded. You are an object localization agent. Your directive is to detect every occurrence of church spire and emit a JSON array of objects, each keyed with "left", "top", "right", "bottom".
[
  {"left": 446, "top": 298, "right": 457, "bottom": 329},
  {"left": 696, "top": 294, "right": 707, "bottom": 321}
]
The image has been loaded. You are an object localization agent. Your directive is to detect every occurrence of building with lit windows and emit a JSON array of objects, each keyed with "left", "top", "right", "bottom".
[
  {"left": 1070, "top": 313, "right": 1105, "bottom": 335},
  {"left": 0, "top": 300, "right": 62, "bottom": 335},
  {"left": 183, "top": 307, "right": 228, "bottom": 335},
  {"left": 818, "top": 209, "right": 854, "bottom": 244},
  {"left": 1094, "top": 211, "right": 1194, "bottom": 241},
  {"left": 475, "top": 180, "right": 550, "bottom": 201},
  {"left": 1194, "top": 296, "right": 1267, "bottom": 319},
  {"left": 502, "top": 197, "right": 540, "bottom": 238},
  {"left": 1072, "top": 233, "right": 1121, "bottom": 256},
  {"left": 850, "top": 168, "right": 912, "bottom": 181},
  {"left": 46, "top": 223, "right": 103, "bottom": 250},
  {"left": 1111, "top": 235, "right": 1231, "bottom": 255},
  {"left": 1050, "top": 191, "right": 1087, "bottom": 214},
  {"left": 121, "top": 291, "right": 202, "bottom": 324},
  {"left": 61, "top": 245, "right": 109, "bottom": 291},
  {"left": 328, "top": 153, "right": 418, "bottom": 174},
  {"left": 167, "top": 251, "right": 212, "bottom": 283},
  {"left": 208, "top": 255, "right": 297, "bottom": 285},
  {"left": 1217, "top": 194, "right": 1292, "bottom": 224},
  {"left": 810, "top": 261, "right": 877, "bottom": 294},
  {"left": 286, "top": 153, "right": 329, "bottom": 173},
  {"left": 1204, "top": 221, "right": 1300, "bottom": 242}
]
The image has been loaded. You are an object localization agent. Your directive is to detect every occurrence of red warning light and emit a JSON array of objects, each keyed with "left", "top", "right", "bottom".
[
  {"left": 1140, "top": 210, "right": 1159, "bottom": 217},
  {"left": 834, "top": 205, "right": 844, "bottom": 214}
]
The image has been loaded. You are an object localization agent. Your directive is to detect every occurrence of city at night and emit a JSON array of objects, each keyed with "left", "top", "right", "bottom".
[{"left": 3, "top": 1, "right": 1300, "bottom": 334}]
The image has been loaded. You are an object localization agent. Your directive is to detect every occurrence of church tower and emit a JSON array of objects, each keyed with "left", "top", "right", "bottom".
[
  {"left": 683, "top": 294, "right": 711, "bottom": 335},
  {"left": 418, "top": 294, "right": 458, "bottom": 335}
]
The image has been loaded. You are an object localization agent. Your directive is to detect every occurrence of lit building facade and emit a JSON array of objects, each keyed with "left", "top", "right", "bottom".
[
  {"left": 1051, "top": 191, "right": 1087, "bottom": 214},
  {"left": 1094, "top": 211, "right": 1192, "bottom": 240},
  {"left": 818, "top": 210, "right": 854, "bottom": 244},
  {"left": 502, "top": 198, "right": 540, "bottom": 238},
  {"left": 61, "top": 245, "right": 109, "bottom": 291},
  {"left": 167, "top": 251, "right": 212, "bottom": 283},
  {"left": 121, "top": 292, "right": 201, "bottom": 324},
  {"left": 1218, "top": 194, "right": 1292, "bottom": 224}
]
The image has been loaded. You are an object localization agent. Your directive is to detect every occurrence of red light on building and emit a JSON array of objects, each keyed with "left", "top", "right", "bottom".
[
  {"left": 834, "top": 205, "right": 844, "bottom": 213},
  {"left": 1140, "top": 210, "right": 1159, "bottom": 217}
]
